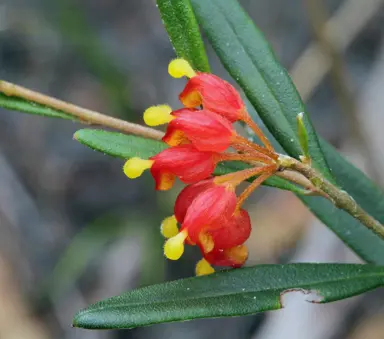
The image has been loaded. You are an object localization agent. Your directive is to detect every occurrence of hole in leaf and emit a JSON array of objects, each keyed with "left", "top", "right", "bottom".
[{"left": 279, "top": 288, "right": 324, "bottom": 308}]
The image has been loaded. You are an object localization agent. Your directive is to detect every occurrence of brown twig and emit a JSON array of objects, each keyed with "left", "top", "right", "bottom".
[
  {"left": 0, "top": 81, "right": 164, "bottom": 141},
  {"left": 279, "top": 155, "right": 384, "bottom": 239}
]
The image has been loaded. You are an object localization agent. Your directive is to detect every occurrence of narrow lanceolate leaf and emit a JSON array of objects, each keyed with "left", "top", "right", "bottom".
[
  {"left": 0, "top": 92, "right": 76, "bottom": 120},
  {"left": 157, "top": 0, "right": 210, "bottom": 72},
  {"left": 311, "top": 141, "right": 384, "bottom": 264},
  {"left": 73, "top": 263, "right": 384, "bottom": 329},
  {"left": 321, "top": 140, "right": 384, "bottom": 226},
  {"left": 74, "top": 128, "right": 307, "bottom": 195},
  {"left": 297, "top": 112, "right": 310, "bottom": 160},
  {"left": 189, "top": 0, "right": 384, "bottom": 264},
  {"left": 190, "top": 0, "right": 332, "bottom": 181},
  {"left": 74, "top": 129, "right": 167, "bottom": 159}
]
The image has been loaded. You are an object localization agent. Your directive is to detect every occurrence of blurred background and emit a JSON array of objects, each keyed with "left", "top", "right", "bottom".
[{"left": 0, "top": 0, "right": 384, "bottom": 338}]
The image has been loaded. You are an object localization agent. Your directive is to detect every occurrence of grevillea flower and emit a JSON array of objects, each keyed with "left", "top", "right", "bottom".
[
  {"left": 179, "top": 73, "right": 246, "bottom": 122},
  {"left": 123, "top": 58, "right": 280, "bottom": 275},
  {"left": 162, "top": 179, "right": 252, "bottom": 275},
  {"left": 163, "top": 108, "right": 235, "bottom": 152},
  {"left": 163, "top": 182, "right": 237, "bottom": 260},
  {"left": 205, "top": 208, "right": 251, "bottom": 250},
  {"left": 174, "top": 179, "right": 216, "bottom": 223},
  {"left": 168, "top": 58, "right": 275, "bottom": 150},
  {"left": 123, "top": 145, "right": 218, "bottom": 190},
  {"left": 180, "top": 183, "right": 238, "bottom": 245},
  {"left": 167, "top": 58, "right": 245, "bottom": 122}
]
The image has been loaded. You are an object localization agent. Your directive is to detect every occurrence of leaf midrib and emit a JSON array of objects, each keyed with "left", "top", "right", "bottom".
[{"left": 80, "top": 270, "right": 384, "bottom": 312}]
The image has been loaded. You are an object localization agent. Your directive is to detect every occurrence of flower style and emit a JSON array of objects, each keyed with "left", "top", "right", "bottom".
[{"left": 123, "top": 58, "right": 280, "bottom": 275}]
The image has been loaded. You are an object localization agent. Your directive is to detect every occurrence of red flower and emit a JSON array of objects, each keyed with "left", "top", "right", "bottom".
[
  {"left": 180, "top": 184, "right": 237, "bottom": 245},
  {"left": 125, "top": 59, "right": 280, "bottom": 274},
  {"left": 174, "top": 179, "right": 216, "bottom": 223},
  {"left": 203, "top": 208, "right": 251, "bottom": 250},
  {"left": 203, "top": 244, "right": 248, "bottom": 268},
  {"left": 172, "top": 181, "right": 251, "bottom": 260},
  {"left": 150, "top": 145, "right": 217, "bottom": 190},
  {"left": 179, "top": 73, "right": 246, "bottom": 122},
  {"left": 163, "top": 108, "right": 235, "bottom": 152}
]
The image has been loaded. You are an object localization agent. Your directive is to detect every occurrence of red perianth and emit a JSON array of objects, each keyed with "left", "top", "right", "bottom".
[
  {"left": 204, "top": 245, "right": 249, "bottom": 268},
  {"left": 163, "top": 108, "right": 235, "bottom": 152},
  {"left": 179, "top": 73, "right": 246, "bottom": 122},
  {"left": 181, "top": 185, "right": 237, "bottom": 243},
  {"left": 174, "top": 179, "right": 216, "bottom": 223},
  {"left": 150, "top": 145, "right": 216, "bottom": 190},
  {"left": 206, "top": 208, "right": 251, "bottom": 249}
]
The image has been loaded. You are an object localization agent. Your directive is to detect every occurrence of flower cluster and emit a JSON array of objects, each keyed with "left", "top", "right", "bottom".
[{"left": 123, "top": 59, "right": 278, "bottom": 275}]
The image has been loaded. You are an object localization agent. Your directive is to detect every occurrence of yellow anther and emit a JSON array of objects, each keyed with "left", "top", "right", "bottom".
[
  {"left": 195, "top": 258, "right": 215, "bottom": 276},
  {"left": 168, "top": 59, "right": 196, "bottom": 78},
  {"left": 123, "top": 157, "right": 154, "bottom": 179},
  {"left": 164, "top": 230, "right": 188, "bottom": 260},
  {"left": 160, "top": 215, "right": 179, "bottom": 238},
  {"left": 143, "top": 105, "right": 173, "bottom": 126},
  {"left": 198, "top": 232, "right": 214, "bottom": 253}
]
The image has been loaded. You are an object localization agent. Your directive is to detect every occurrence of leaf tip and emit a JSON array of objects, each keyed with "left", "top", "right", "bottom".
[
  {"left": 72, "top": 309, "right": 96, "bottom": 329},
  {"left": 73, "top": 129, "right": 84, "bottom": 141}
]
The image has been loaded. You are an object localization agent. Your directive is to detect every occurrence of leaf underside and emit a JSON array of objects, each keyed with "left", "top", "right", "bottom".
[{"left": 0, "top": 92, "right": 76, "bottom": 120}]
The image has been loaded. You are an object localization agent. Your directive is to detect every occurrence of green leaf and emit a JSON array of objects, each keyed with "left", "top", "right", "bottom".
[
  {"left": 157, "top": 0, "right": 210, "bottom": 72},
  {"left": 321, "top": 141, "right": 384, "bottom": 225},
  {"left": 74, "top": 129, "right": 167, "bottom": 159},
  {"left": 190, "top": 0, "right": 332, "bottom": 180},
  {"left": 74, "top": 128, "right": 307, "bottom": 195},
  {"left": 297, "top": 112, "right": 310, "bottom": 160},
  {"left": 0, "top": 92, "right": 76, "bottom": 120},
  {"left": 73, "top": 263, "right": 384, "bottom": 329},
  {"left": 304, "top": 141, "right": 384, "bottom": 264},
  {"left": 301, "top": 197, "right": 384, "bottom": 264},
  {"left": 188, "top": 0, "right": 384, "bottom": 264}
]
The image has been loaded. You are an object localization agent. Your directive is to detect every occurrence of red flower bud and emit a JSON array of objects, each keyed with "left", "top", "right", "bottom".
[
  {"left": 204, "top": 245, "right": 248, "bottom": 268},
  {"left": 205, "top": 208, "right": 251, "bottom": 250},
  {"left": 163, "top": 109, "right": 235, "bottom": 152},
  {"left": 179, "top": 73, "right": 245, "bottom": 122},
  {"left": 174, "top": 179, "right": 215, "bottom": 223},
  {"left": 150, "top": 145, "right": 216, "bottom": 190},
  {"left": 181, "top": 184, "right": 237, "bottom": 244}
]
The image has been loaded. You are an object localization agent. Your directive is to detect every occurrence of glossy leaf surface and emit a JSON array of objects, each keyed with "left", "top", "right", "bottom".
[{"left": 73, "top": 264, "right": 384, "bottom": 329}]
